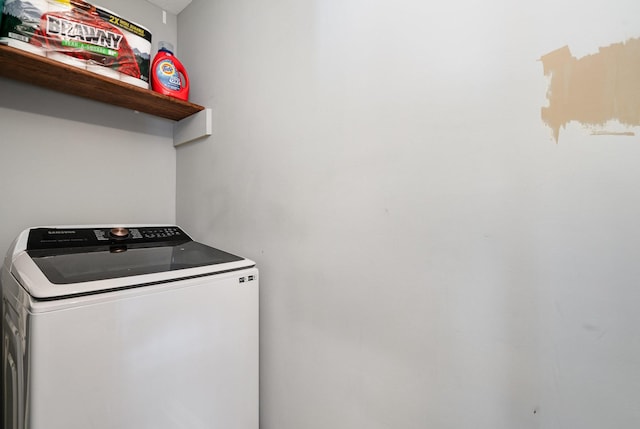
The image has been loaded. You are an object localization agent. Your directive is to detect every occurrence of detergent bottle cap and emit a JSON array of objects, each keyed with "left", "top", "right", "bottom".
[{"left": 158, "top": 41, "right": 174, "bottom": 54}]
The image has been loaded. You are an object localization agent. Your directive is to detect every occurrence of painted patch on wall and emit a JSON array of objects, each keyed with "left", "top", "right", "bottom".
[{"left": 540, "top": 38, "right": 640, "bottom": 143}]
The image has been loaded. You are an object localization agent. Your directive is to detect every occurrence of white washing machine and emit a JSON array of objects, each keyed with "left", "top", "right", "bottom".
[{"left": 1, "top": 225, "right": 258, "bottom": 429}]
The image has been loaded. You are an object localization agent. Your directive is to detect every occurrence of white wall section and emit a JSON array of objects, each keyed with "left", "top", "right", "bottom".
[{"left": 177, "top": 0, "right": 640, "bottom": 428}]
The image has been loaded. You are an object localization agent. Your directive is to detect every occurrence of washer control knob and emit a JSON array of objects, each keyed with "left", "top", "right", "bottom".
[{"left": 110, "top": 227, "right": 130, "bottom": 239}]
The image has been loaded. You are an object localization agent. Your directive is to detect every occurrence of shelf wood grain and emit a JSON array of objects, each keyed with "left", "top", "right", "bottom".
[{"left": 0, "top": 44, "right": 204, "bottom": 121}]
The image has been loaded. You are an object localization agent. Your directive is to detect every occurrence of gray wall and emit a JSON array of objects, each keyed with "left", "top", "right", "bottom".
[
  {"left": 177, "top": 0, "right": 640, "bottom": 428},
  {"left": 0, "top": 0, "right": 179, "bottom": 255}
]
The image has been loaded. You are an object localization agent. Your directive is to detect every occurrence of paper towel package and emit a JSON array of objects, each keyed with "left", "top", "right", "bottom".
[{"left": 0, "top": 0, "right": 152, "bottom": 88}]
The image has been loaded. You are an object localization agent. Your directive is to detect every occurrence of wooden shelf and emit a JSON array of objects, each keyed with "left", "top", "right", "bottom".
[{"left": 0, "top": 44, "right": 204, "bottom": 121}]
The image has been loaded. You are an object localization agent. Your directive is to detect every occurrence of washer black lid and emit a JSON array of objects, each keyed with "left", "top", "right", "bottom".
[{"left": 26, "top": 226, "right": 244, "bottom": 285}]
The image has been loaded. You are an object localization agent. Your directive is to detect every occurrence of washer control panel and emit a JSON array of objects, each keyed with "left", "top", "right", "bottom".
[{"left": 27, "top": 226, "right": 190, "bottom": 250}]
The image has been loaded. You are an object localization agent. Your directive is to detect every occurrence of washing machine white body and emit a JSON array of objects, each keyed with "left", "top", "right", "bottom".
[{"left": 1, "top": 226, "right": 258, "bottom": 429}]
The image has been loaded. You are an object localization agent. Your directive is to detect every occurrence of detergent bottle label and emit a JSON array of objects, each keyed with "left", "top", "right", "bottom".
[{"left": 155, "top": 58, "right": 182, "bottom": 91}]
